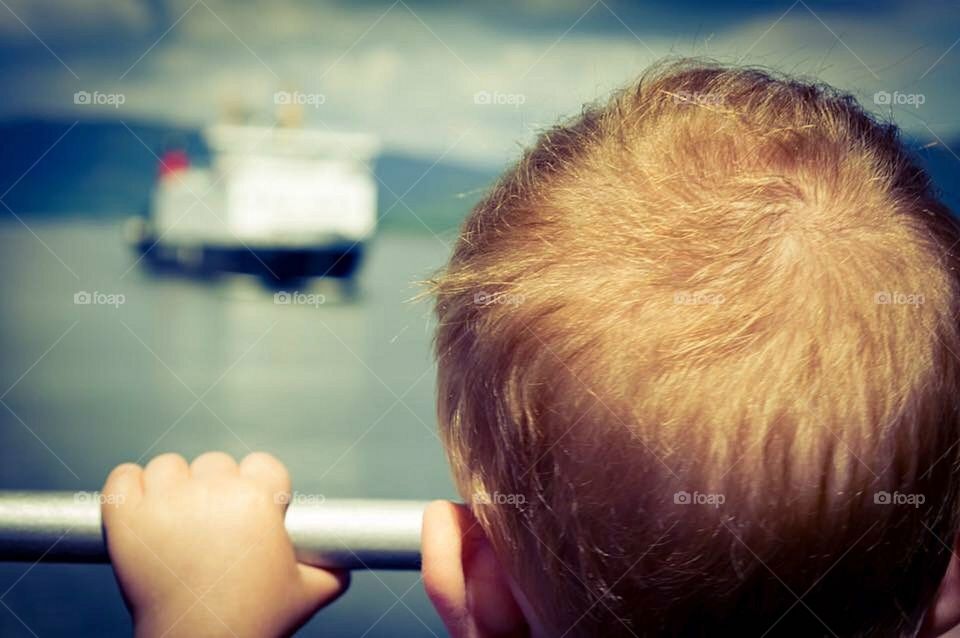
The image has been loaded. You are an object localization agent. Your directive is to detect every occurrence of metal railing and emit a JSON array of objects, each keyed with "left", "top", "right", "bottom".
[{"left": 0, "top": 491, "right": 426, "bottom": 570}]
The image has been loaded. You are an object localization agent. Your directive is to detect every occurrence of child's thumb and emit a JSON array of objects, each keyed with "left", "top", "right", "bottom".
[{"left": 296, "top": 563, "right": 351, "bottom": 611}]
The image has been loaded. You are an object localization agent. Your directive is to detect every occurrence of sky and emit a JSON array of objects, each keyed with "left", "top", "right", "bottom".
[{"left": 0, "top": 0, "right": 958, "bottom": 168}]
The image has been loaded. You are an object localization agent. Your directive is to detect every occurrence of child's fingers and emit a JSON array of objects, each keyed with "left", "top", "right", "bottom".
[
  {"left": 189, "top": 451, "right": 238, "bottom": 478},
  {"left": 296, "top": 563, "right": 350, "bottom": 612},
  {"left": 239, "top": 452, "right": 291, "bottom": 506},
  {"left": 101, "top": 462, "right": 143, "bottom": 522},
  {"left": 142, "top": 453, "right": 189, "bottom": 493}
]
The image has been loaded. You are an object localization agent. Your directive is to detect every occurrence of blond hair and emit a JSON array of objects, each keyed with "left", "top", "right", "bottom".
[{"left": 432, "top": 60, "right": 960, "bottom": 636}]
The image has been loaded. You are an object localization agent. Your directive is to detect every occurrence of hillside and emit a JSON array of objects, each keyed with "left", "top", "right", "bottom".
[
  {"left": 1, "top": 117, "right": 958, "bottom": 233},
  {"left": 0, "top": 118, "right": 498, "bottom": 234}
]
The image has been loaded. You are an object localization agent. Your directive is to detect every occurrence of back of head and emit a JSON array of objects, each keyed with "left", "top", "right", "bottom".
[{"left": 432, "top": 60, "right": 960, "bottom": 636}]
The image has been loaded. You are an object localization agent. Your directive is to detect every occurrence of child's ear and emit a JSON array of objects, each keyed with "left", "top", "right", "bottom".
[
  {"left": 920, "top": 537, "right": 960, "bottom": 637},
  {"left": 421, "top": 500, "right": 529, "bottom": 638}
]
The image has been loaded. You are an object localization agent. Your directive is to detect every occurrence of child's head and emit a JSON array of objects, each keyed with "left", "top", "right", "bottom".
[{"left": 421, "top": 60, "right": 960, "bottom": 637}]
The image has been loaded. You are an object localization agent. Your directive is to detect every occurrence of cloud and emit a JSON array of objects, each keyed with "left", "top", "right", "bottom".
[
  {"left": 2, "top": 0, "right": 958, "bottom": 167},
  {"left": 0, "top": 0, "right": 152, "bottom": 43}
]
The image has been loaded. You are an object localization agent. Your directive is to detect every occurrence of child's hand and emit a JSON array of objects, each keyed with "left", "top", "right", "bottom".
[{"left": 101, "top": 452, "right": 349, "bottom": 638}]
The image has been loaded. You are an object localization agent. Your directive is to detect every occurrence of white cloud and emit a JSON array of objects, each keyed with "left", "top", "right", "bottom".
[
  {"left": 3, "top": 1, "right": 959, "bottom": 167},
  {"left": 0, "top": 0, "right": 151, "bottom": 42}
]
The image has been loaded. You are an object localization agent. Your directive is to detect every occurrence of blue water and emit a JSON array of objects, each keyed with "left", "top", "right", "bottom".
[{"left": 0, "top": 220, "right": 457, "bottom": 637}]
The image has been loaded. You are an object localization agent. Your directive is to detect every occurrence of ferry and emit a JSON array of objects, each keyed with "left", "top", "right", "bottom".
[{"left": 127, "top": 124, "right": 380, "bottom": 282}]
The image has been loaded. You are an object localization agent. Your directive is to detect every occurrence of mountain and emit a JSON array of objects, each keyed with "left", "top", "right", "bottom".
[
  {"left": 375, "top": 151, "right": 497, "bottom": 234},
  {"left": 2, "top": 117, "right": 959, "bottom": 233},
  {"left": 0, "top": 117, "right": 498, "bottom": 234},
  {"left": 913, "top": 142, "right": 960, "bottom": 216}
]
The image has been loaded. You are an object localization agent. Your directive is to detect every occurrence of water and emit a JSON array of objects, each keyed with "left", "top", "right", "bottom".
[{"left": 0, "top": 219, "right": 457, "bottom": 637}]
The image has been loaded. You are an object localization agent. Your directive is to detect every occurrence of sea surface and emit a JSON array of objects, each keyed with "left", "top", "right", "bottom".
[{"left": 0, "top": 219, "right": 457, "bottom": 637}]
